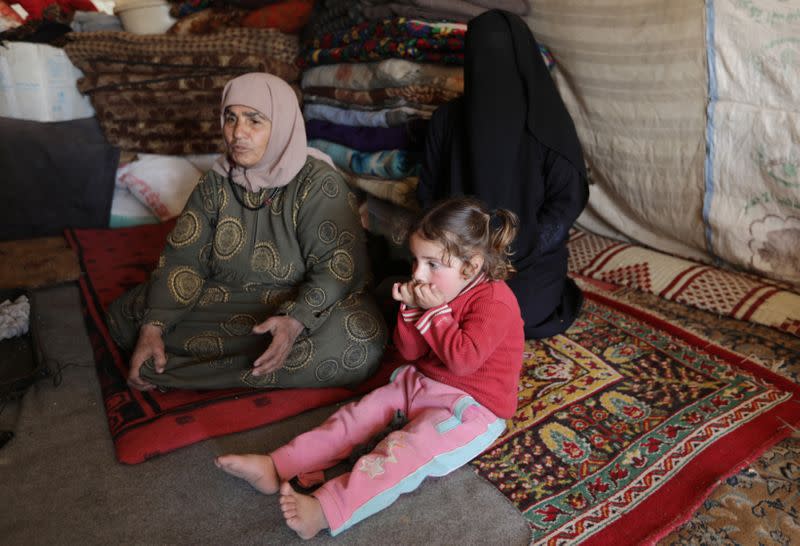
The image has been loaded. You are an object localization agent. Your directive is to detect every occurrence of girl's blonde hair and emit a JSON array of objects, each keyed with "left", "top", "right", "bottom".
[{"left": 410, "top": 196, "right": 519, "bottom": 281}]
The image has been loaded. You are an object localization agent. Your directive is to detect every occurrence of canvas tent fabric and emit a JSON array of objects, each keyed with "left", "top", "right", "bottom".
[
  {"left": 705, "top": 1, "right": 800, "bottom": 288},
  {"left": 523, "top": 0, "right": 799, "bottom": 289},
  {"left": 524, "top": 0, "right": 709, "bottom": 265}
]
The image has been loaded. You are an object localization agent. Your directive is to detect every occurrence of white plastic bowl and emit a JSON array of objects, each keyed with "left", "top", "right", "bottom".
[{"left": 114, "top": 0, "right": 176, "bottom": 34}]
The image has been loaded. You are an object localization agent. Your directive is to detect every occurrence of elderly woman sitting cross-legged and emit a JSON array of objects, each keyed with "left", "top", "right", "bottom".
[{"left": 106, "top": 72, "right": 388, "bottom": 392}]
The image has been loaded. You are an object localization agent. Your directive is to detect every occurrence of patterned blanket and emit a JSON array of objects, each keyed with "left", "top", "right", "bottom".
[
  {"left": 309, "top": 138, "right": 420, "bottom": 179},
  {"left": 301, "top": 58, "right": 464, "bottom": 92},
  {"left": 303, "top": 84, "right": 461, "bottom": 107},
  {"left": 568, "top": 229, "right": 800, "bottom": 338},
  {"left": 65, "top": 28, "right": 299, "bottom": 65},
  {"left": 344, "top": 174, "right": 419, "bottom": 211},
  {"left": 299, "top": 17, "right": 466, "bottom": 67}
]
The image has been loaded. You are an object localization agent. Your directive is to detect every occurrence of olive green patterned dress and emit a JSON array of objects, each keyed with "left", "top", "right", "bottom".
[{"left": 106, "top": 157, "right": 388, "bottom": 389}]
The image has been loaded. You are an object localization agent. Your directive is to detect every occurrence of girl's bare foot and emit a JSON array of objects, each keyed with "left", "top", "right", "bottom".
[
  {"left": 214, "top": 454, "right": 279, "bottom": 495},
  {"left": 279, "top": 481, "right": 329, "bottom": 539}
]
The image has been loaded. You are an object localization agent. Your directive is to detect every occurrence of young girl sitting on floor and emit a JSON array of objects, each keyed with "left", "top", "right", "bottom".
[{"left": 215, "top": 196, "right": 525, "bottom": 539}]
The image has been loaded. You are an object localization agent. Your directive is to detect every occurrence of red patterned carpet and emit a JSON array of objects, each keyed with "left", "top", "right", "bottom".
[{"left": 472, "top": 278, "right": 800, "bottom": 545}]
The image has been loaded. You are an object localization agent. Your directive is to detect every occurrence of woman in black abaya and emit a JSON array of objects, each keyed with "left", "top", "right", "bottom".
[{"left": 417, "top": 9, "right": 589, "bottom": 339}]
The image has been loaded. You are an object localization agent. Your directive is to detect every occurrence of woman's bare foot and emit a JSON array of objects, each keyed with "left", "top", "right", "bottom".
[
  {"left": 279, "top": 481, "right": 329, "bottom": 539},
  {"left": 214, "top": 454, "right": 279, "bottom": 495}
]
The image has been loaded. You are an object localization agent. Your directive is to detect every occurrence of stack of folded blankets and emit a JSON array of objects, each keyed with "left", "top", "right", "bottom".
[
  {"left": 63, "top": 28, "right": 300, "bottom": 155},
  {"left": 63, "top": 1, "right": 315, "bottom": 227},
  {"left": 298, "top": 0, "right": 530, "bottom": 228},
  {"left": 298, "top": 15, "right": 468, "bottom": 213}
]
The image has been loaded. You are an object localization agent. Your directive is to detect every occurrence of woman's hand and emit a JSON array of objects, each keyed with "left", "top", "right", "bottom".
[
  {"left": 251, "top": 315, "right": 305, "bottom": 376},
  {"left": 128, "top": 323, "right": 166, "bottom": 391}
]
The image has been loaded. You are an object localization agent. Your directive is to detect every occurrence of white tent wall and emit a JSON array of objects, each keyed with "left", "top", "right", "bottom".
[{"left": 524, "top": 0, "right": 800, "bottom": 288}]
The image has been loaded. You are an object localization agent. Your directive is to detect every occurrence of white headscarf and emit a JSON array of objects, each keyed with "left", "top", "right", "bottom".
[{"left": 212, "top": 72, "right": 333, "bottom": 191}]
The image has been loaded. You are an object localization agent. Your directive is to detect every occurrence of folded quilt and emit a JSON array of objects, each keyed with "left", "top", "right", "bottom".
[
  {"left": 303, "top": 84, "right": 460, "bottom": 107},
  {"left": 309, "top": 138, "right": 420, "bottom": 179},
  {"left": 76, "top": 63, "right": 297, "bottom": 94},
  {"left": 301, "top": 0, "right": 362, "bottom": 38},
  {"left": 301, "top": 58, "right": 463, "bottom": 92},
  {"left": 91, "top": 91, "right": 220, "bottom": 119},
  {"left": 362, "top": 4, "right": 472, "bottom": 23},
  {"left": 299, "top": 17, "right": 466, "bottom": 67},
  {"left": 65, "top": 28, "right": 299, "bottom": 65},
  {"left": 240, "top": 0, "right": 315, "bottom": 33},
  {"left": 343, "top": 173, "right": 419, "bottom": 210},
  {"left": 72, "top": 55, "right": 298, "bottom": 84},
  {"left": 166, "top": 0, "right": 315, "bottom": 35},
  {"left": 300, "top": 39, "right": 465, "bottom": 67},
  {"left": 303, "top": 95, "right": 438, "bottom": 113},
  {"left": 389, "top": 0, "right": 527, "bottom": 17},
  {"left": 303, "top": 103, "right": 433, "bottom": 127},
  {"left": 306, "top": 118, "right": 427, "bottom": 152},
  {"left": 166, "top": 6, "right": 248, "bottom": 35},
  {"left": 301, "top": 0, "right": 482, "bottom": 30},
  {"left": 304, "top": 16, "right": 466, "bottom": 49}
]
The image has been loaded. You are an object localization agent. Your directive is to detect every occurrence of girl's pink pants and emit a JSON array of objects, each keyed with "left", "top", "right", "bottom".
[{"left": 270, "top": 365, "right": 505, "bottom": 535}]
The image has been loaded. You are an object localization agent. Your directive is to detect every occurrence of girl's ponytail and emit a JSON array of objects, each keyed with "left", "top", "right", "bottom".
[{"left": 486, "top": 208, "right": 519, "bottom": 280}]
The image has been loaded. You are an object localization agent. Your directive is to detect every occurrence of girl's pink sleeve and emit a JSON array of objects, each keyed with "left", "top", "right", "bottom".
[{"left": 415, "top": 297, "right": 514, "bottom": 376}]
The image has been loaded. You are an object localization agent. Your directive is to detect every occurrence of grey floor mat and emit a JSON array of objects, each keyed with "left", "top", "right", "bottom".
[{"left": 1, "top": 283, "right": 531, "bottom": 545}]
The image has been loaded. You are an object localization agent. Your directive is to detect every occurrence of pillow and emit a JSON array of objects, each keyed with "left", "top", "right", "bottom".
[
  {"left": 109, "top": 187, "right": 158, "bottom": 228},
  {"left": 116, "top": 155, "right": 203, "bottom": 222}
]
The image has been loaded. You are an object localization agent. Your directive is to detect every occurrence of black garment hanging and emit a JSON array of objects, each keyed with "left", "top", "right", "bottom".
[{"left": 418, "top": 9, "right": 589, "bottom": 339}]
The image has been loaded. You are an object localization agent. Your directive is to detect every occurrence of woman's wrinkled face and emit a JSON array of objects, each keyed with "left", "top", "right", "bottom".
[{"left": 223, "top": 105, "right": 272, "bottom": 168}]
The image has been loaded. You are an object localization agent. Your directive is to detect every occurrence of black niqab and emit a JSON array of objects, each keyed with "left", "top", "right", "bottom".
[{"left": 418, "top": 9, "right": 589, "bottom": 338}]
